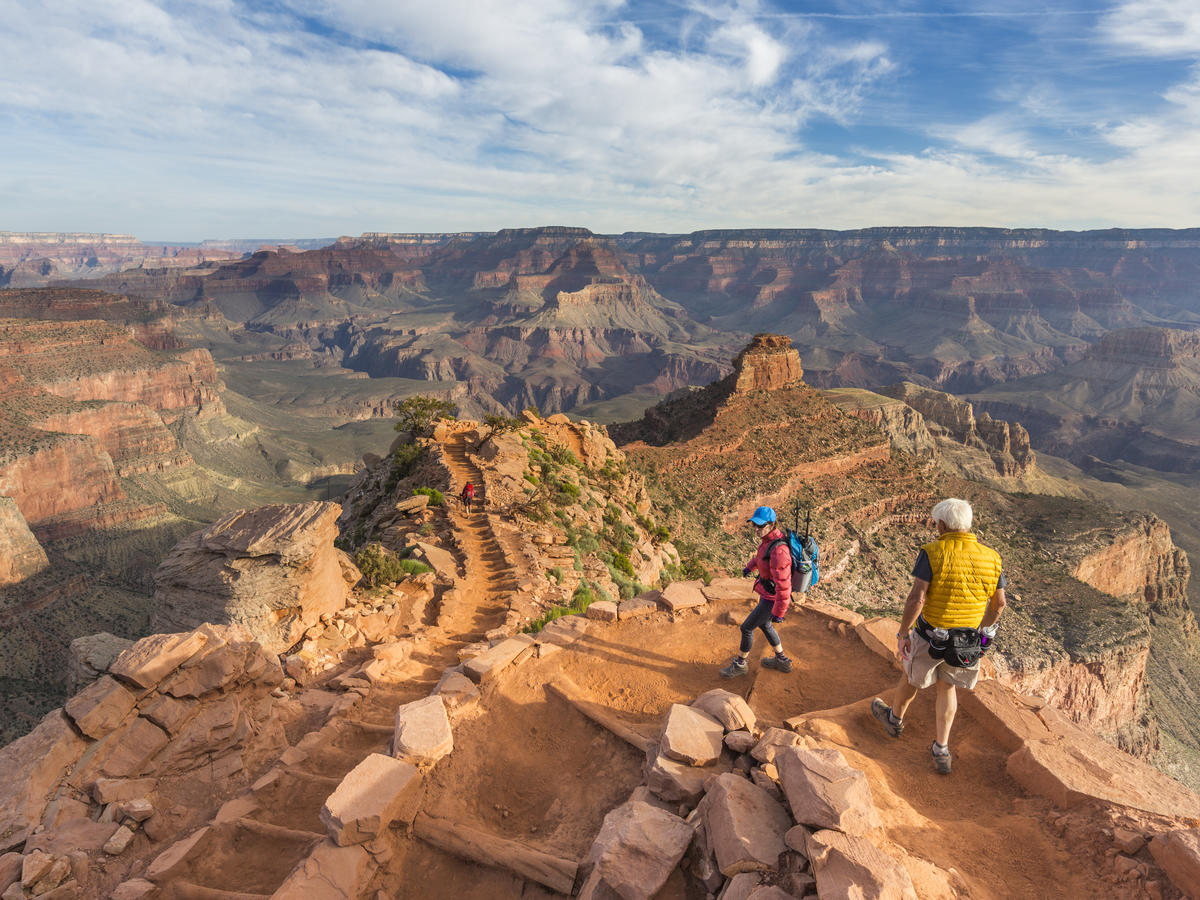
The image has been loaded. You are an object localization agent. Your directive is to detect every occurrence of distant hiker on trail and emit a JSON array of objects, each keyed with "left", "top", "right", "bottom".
[
  {"left": 720, "top": 506, "right": 793, "bottom": 678},
  {"left": 460, "top": 482, "right": 475, "bottom": 513},
  {"left": 871, "top": 498, "right": 1007, "bottom": 775}
]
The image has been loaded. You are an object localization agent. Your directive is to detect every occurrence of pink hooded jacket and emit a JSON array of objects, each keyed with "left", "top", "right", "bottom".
[{"left": 746, "top": 528, "right": 793, "bottom": 618}]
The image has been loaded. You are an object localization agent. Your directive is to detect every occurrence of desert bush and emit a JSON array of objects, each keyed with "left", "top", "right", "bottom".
[
  {"left": 393, "top": 395, "right": 458, "bottom": 436},
  {"left": 547, "top": 566, "right": 564, "bottom": 583},
  {"left": 484, "top": 413, "right": 522, "bottom": 433},
  {"left": 354, "top": 543, "right": 406, "bottom": 588},
  {"left": 548, "top": 445, "right": 580, "bottom": 467},
  {"left": 413, "top": 487, "right": 444, "bottom": 506}
]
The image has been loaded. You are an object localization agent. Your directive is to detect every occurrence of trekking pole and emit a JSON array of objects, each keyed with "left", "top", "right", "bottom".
[{"left": 804, "top": 505, "right": 812, "bottom": 541}]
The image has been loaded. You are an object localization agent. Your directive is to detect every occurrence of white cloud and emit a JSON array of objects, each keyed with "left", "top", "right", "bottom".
[
  {"left": 0, "top": 0, "right": 1198, "bottom": 237},
  {"left": 1099, "top": 0, "right": 1200, "bottom": 56}
]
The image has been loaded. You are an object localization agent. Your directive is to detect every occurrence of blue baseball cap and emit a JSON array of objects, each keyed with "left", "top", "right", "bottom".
[{"left": 749, "top": 506, "right": 776, "bottom": 525}]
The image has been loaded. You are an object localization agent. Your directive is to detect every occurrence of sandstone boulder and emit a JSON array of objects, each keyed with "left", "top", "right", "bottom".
[
  {"left": 392, "top": 696, "right": 453, "bottom": 768},
  {"left": 412, "top": 541, "right": 459, "bottom": 579},
  {"left": 776, "top": 746, "right": 880, "bottom": 837},
  {"left": 750, "top": 727, "right": 802, "bottom": 764},
  {"left": 701, "top": 578, "right": 750, "bottom": 603},
  {"left": 583, "top": 800, "right": 694, "bottom": 900},
  {"left": 646, "top": 748, "right": 732, "bottom": 808},
  {"left": 273, "top": 840, "right": 372, "bottom": 899},
  {"left": 321, "top": 753, "right": 423, "bottom": 846},
  {"left": 692, "top": 690, "right": 756, "bottom": 733},
  {"left": 0, "top": 711, "right": 88, "bottom": 851},
  {"left": 698, "top": 773, "right": 791, "bottom": 876},
  {"left": 66, "top": 632, "right": 133, "bottom": 694},
  {"left": 725, "top": 731, "right": 757, "bottom": 754},
  {"left": 150, "top": 501, "right": 349, "bottom": 653},
  {"left": 1150, "top": 828, "right": 1200, "bottom": 900},
  {"left": 0, "top": 854, "right": 21, "bottom": 894},
  {"left": 63, "top": 675, "right": 137, "bottom": 740},
  {"left": 661, "top": 704, "right": 725, "bottom": 766},
  {"left": 659, "top": 581, "right": 707, "bottom": 612},
  {"left": 110, "top": 630, "right": 209, "bottom": 689},
  {"left": 587, "top": 601, "right": 619, "bottom": 622},
  {"left": 159, "top": 625, "right": 281, "bottom": 698},
  {"left": 805, "top": 829, "right": 917, "bottom": 900},
  {"left": 617, "top": 597, "right": 658, "bottom": 620},
  {"left": 434, "top": 670, "right": 479, "bottom": 713}
]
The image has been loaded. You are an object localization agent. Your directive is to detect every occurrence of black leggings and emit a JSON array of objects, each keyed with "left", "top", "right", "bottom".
[{"left": 740, "top": 598, "right": 780, "bottom": 654}]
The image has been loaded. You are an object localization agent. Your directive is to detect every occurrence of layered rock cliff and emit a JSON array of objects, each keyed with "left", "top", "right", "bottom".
[{"left": 0, "top": 497, "right": 48, "bottom": 586}]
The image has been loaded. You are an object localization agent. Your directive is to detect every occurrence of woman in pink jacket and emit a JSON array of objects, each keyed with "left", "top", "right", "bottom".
[{"left": 720, "top": 506, "right": 793, "bottom": 678}]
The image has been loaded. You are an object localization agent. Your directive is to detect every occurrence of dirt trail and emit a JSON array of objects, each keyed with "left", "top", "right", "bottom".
[
  {"left": 364, "top": 599, "right": 1130, "bottom": 899},
  {"left": 439, "top": 432, "right": 519, "bottom": 641}
]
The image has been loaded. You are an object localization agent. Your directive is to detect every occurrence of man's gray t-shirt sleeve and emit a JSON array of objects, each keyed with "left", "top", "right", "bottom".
[{"left": 911, "top": 550, "right": 1006, "bottom": 589}]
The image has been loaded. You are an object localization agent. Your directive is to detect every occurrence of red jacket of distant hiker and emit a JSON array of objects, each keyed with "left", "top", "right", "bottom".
[{"left": 746, "top": 528, "right": 792, "bottom": 617}]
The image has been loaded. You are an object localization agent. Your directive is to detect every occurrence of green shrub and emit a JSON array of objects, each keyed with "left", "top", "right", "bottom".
[
  {"left": 484, "top": 413, "right": 522, "bottom": 433},
  {"left": 393, "top": 395, "right": 458, "bottom": 436},
  {"left": 354, "top": 543, "right": 406, "bottom": 588},
  {"left": 547, "top": 566, "right": 564, "bottom": 583},
  {"left": 399, "top": 559, "right": 432, "bottom": 576},
  {"left": 419, "top": 522, "right": 434, "bottom": 536},
  {"left": 612, "top": 552, "right": 634, "bottom": 577},
  {"left": 548, "top": 445, "right": 580, "bottom": 467},
  {"left": 413, "top": 487, "right": 444, "bottom": 506}
]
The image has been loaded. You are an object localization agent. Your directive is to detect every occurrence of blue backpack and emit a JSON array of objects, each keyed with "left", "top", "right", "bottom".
[{"left": 769, "top": 530, "right": 819, "bottom": 593}]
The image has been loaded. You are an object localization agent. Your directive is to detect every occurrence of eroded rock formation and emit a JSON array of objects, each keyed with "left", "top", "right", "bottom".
[
  {"left": 152, "top": 502, "right": 358, "bottom": 653},
  {"left": 0, "top": 497, "right": 47, "bottom": 586}
]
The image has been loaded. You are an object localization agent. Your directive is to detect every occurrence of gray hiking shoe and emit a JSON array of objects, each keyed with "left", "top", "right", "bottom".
[
  {"left": 871, "top": 698, "right": 903, "bottom": 738},
  {"left": 761, "top": 653, "right": 792, "bottom": 673},
  {"left": 720, "top": 657, "right": 749, "bottom": 679},
  {"left": 931, "top": 741, "right": 952, "bottom": 775}
]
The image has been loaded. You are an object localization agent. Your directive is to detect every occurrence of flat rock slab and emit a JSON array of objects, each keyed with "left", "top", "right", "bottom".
[
  {"left": 320, "top": 753, "right": 423, "bottom": 846},
  {"left": 110, "top": 631, "right": 209, "bottom": 689},
  {"left": 776, "top": 746, "right": 880, "bottom": 837},
  {"left": 660, "top": 581, "right": 707, "bottom": 612},
  {"left": 273, "top": 839, "right": 371, "bottom": 899},
  {"left": 587, "top": 601, "right": 619, "bottom": 622},
  {"left": 393, "top": 696, "right": 453, "bottom": 768},
  {"left": 692, "top": 689, "right": 756, "bottom": 733},
  {"left": 64, "top": 675, "right": 137, "bottom": 740},
  {"left": 584, "top": 800, "right": 694, "bottom": 900},
  {"left": 538, "top": 615, "right": 590, "bottom": 647},
  {"left": 855, "top": 618, "right": 903, "bottom": 668},
  {"left": 462, "top": 635, "right": 535, "bottom": 684},
  {"left": 413, "top": 541, "right": 459, "bottom": 578},
  {"left": 805, "top": 829, "right": 917, "bottom": 900},
  {"left": 618, "top": 597, "right": 658, "bottom": 620},
  {"left": 702, "top": 578, "right": 750, "bottom": 603},
  {"left": 1150, "top": 828, "right": 1200, "bottom": 899},
  {"left": 1005, "top": 717, "right": 1200, "bottom": 819},
  {"left": 699, "top": 773, "right": 791, "bottom": 876},
  {"left": 803, "top": 598, "right": 866, "bottom": 628},
  {"left": 661, "top": 704, "right": 725, "bottom": 766}
]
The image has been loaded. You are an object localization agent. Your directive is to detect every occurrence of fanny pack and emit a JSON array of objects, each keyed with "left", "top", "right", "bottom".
[{"left": 916, "top": 617, "right": 983, "bottom": 668}]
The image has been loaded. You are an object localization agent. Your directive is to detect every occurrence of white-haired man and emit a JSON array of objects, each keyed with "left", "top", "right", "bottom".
[{"left": 871, "top": 498, "right": 1007, "bottom": 774}]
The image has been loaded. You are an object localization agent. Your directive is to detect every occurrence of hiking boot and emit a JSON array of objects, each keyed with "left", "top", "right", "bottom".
[
  {"left": 761, "top": 653, "right": 792, "bottom": 673},
  {"left": 871, "top": 698, "right": 904, "bottom": 738},
  {"left": 931, "top": 741, "right": 952, "bottom": 775},
  {"left": 719, "top": 657, "right": 749, "bottom": 679}
]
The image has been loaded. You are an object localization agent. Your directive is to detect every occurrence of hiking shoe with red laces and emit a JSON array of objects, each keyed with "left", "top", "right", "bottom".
[
  {"left": 931, "top": 741, "right": 952, "bottom": 775},
  {"left": 871, "top": 698, "right": 904, "bottom": 738},
  {"left": 761, "top": 653, "right": 792, "bottom": 673}
]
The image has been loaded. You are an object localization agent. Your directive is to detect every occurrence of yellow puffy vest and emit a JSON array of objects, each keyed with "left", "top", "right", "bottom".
[{"left": 920, "top": 532, "right": 1002, "bottom": 628}]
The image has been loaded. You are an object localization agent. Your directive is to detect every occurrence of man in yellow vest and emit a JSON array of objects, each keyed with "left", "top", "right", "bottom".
[{"left": 871, "top": 498, "right": 1007, "bottom": 774}]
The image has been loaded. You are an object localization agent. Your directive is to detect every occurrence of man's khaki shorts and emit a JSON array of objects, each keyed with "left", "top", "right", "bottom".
[{"left": 902, "top": 629, "right": 980, "bottom": 690}]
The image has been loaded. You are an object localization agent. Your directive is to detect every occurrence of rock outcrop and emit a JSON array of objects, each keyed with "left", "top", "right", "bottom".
[
  {"left": 731, "top": 333, "right": 804, "bottom": 393},
  {"left": 881, "top": 381, "right": 1034, "bottom": 476},
  {"left": 0, "top": 497, "right": 47, "bottom": 585},
  {"left": 151, "top": 502, "right": 355, "bottom": 653}
]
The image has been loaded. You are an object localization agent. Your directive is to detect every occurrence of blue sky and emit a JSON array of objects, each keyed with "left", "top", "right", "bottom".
[{"left": 1, "top": 0, "right": 1198, "bottom": 240}]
